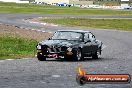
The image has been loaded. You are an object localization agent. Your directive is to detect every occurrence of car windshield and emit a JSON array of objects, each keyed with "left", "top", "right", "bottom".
[{"left": 52, "top": 31, "right": 83, "bottom": 41}]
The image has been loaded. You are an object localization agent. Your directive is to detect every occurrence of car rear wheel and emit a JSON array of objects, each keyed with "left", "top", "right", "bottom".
[{"left": 92, "top": 52, "right": 98, "bottom": 59}]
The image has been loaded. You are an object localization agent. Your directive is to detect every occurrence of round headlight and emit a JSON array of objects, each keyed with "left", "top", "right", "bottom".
[
  {"left": 37, "top": 45, "right": 41, "bottom": 49},
  {"left": 67, "top": 47, "right": 72, "bottom": 52}
]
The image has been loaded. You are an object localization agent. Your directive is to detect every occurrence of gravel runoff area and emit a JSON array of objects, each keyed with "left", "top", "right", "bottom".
[{"left": 0, "top": 23, "right": 52, "bottom": 41}]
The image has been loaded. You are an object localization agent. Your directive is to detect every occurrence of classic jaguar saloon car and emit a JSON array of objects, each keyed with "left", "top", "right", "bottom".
[{"left": 36, "top": 30, "right": 103, "bottom": 61}]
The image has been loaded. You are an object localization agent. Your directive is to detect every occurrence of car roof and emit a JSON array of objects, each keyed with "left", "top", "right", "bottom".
[{"left": 57, "top": 30, "right": 90, "bottom": 33}]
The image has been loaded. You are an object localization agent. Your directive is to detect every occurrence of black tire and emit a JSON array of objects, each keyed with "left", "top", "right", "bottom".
[
  {"left": 92, "top": 51, "right": 98, "bottom": 59},
  {"left": 73, "top": 49, "right": 84, "bottom": 61},
  {"left": 63, "top": 56, "right": 67, "bottom": 61},
  {"left": 64, "top": 54, "right": 72, "bottom": 61},
  {"left": 99, "top": 47, "right": 102, "bottom": 55},
  {"left": 37, "top": 55, "right": 46, "bottom": 61}
]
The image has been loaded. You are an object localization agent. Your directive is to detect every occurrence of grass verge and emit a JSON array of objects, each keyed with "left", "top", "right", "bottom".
[
  {"left": 0, "top": 34, "right": 37, "bottom": 60},
  {"left": 0, "top": 2, "right": 132, "bottom": 16},
  {"left": 41, "top": 18, "right": 132, "bottom": 31}
]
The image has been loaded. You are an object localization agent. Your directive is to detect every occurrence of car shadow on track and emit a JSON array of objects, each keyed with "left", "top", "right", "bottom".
[{"left": 41, "top": 57, "right": 117, "bottom": 62}]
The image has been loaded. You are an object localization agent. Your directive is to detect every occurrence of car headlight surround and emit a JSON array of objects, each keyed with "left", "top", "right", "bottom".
[{"left": 37, "top": 45, "right": 41, "bottom": 49}]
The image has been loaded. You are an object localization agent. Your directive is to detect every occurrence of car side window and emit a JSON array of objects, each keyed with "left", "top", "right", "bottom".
[
  {"left": 89, "top": 33, "right": 96, "bottom": 41},
  {"left": 84, "top": 33, "right": 90, "bottom": 42}
]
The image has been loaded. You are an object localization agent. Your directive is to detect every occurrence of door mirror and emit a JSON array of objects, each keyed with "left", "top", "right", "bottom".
[{"left": 92, "top": 35, "right": 95, "bottom": 38}]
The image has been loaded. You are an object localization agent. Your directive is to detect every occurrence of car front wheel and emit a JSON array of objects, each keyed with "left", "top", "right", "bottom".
[
  {"left": 73, "top": 49, "right": 84, "bottom": 61},
  {"left": 37, "top": 54, "right": 46, "bottom": 61}
]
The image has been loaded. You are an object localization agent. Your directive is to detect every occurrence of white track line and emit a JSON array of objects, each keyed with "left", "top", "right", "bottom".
[
  {"left": 0, "top": 60, "right": 5, "bottom": 63},
  {"left": 0, "top": 58, "right": 31, "bottom": 62},
  {"left": 52, "top": 75, "right": 60, "bottom": 78},
  {"left": 6, "top": 59, "right": 14, "bottom": 61}
]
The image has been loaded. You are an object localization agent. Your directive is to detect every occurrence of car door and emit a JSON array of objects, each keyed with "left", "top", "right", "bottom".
[
  {"left": 82, "top": 33, "right": 92, "bottom": 54},
  {"left": 88, "top": 33, "right": 98, "bottom": 52},
  {"left": 82, "top": 33, "right": 98, "bottom": 54}
]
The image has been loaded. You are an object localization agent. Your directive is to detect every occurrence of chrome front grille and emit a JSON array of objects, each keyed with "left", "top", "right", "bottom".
[
  {"left": 48, "top": 47, "right": 61, "bottom": 53},
  {"left": 42, "top": 45, "right": 67, "bottom": 53}
]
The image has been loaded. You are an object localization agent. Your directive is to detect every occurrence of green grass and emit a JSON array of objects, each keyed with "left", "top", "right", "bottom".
[
  {"left": 0, "top": 2, "right": 132, "bottom": 15},
  {"left": 41, "top": 18, "right": 132, "bottom": 31},
  {"left": 0, "top": 34, "right": 37, "bottom": 60}
]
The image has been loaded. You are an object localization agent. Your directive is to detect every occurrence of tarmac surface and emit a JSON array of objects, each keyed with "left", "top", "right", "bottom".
[{"left": 0, "top": 12, "right": 132, "bottom": 88}]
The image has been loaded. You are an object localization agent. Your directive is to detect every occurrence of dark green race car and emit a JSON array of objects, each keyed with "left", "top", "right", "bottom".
[{"left": 36, "top": 30, "right": 103, "bottom": 61}]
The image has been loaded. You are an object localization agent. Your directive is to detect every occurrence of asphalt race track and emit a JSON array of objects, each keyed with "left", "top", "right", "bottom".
[{"left": 0, "top": 13, "right": 132, "bottom": 88}]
